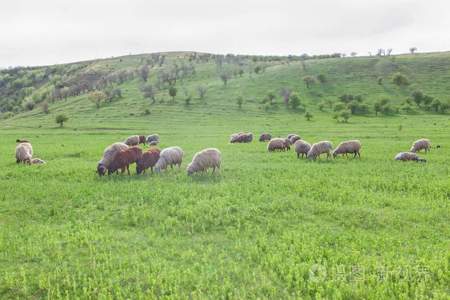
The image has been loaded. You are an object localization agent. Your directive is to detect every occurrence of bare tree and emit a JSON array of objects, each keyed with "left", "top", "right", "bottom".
[
  {"left": 409, "top": 47, "right": 417, "bottom": 54},
  {"left": 386, "top": 48, "right": 393, "bottom": 56},
  {"left": 350, "top": 52, "right": 357, "bottom": 57}
]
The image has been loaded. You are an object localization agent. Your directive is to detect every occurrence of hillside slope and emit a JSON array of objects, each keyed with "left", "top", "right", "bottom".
[{"left": 1, "top": 51, "right": 450, "bottom": 129}]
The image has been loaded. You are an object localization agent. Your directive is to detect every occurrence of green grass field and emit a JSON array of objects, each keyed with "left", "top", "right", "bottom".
[{"left": 0, "top": 52, "right": 449, "bottom": 298}]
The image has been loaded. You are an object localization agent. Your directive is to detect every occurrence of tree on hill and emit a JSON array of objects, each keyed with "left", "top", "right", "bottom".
[
  {"left": 169, "top": 86, "right": 177, "bottom": 102},
  {"left": 140, "top": 64, "right": 149, "bottom": 82},
  {"left": 317, "top": 74, "right": 327, "bottom": 84},
  {"left": 197, "top": 85, "right": 207, "bottom": 101},
  {"left": 55, "top": 114, "right": 68, "bottom": 127},
  {"left": 290, "top": 93, "right": 301, "bottom": 110},
  {"left": 267, "top": 92, "right": 276, "bottom": 105},
  {"left": 280, "top": 88, "right": 292, "bottom": 106},
  {"left": 350, "top": 52, "right": 357, "bottom": 57},
  {"left": 303, "top": 76, "right": 316, "bottom": 89},
  {"left": 392, "top": 73, "right": 409, "bottom": 86},
  {"left": 409, "top": 47, "right": 417, "bottom": 54},
  {"left": 236, "top": 96, "right": 243, "bottom": 109},
  {"left": 305, "top": 111, "right": 313, "bottom": 121},
  {"left": 220, "top": 73, "right": 230, "bottom": 86},
  {"left": 141, "top": 84, "right": 156, "bottom": 104},
  {"left": 89, "top": 90, "right": 107, "bottom": 109}
]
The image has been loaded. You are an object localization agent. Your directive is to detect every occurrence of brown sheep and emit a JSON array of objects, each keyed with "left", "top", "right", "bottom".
[
  {"left": 108, "top": 147, "right": 143, "bottom": 175},
  {"left": 259, "top": 133, "right": 272, "bottom": 142},
  {"left": 139, "top": 135, "right": 146, "bottom": 145},
  {"left": 410, "top": 138, "right": 431, "bottom": 153},
  {"left": 333, "top": 140, "right": 361, "bottom": 158},
  {"left": 294, "top": 140, "right": 311, "bottom": 158},
  {"left": 136, "top": 148, "right": 161, "bottom": 174},
  {"left": 124, "top": 135, "right": 140, "bottom": 146},
  {"left": 268, "top": 138, "right": 290, "bottom": 152}
]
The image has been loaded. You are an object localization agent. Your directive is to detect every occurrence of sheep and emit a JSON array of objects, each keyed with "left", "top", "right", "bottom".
[
  {"left": 332, "top": 140, "right": 362, "bottom": 158},
  {"left": 268, "top": 138, "right": 290, "bottom": 152},
  {"left": 294, "top": 140, "right": 311, "bottom": 158},
  {"left": 230, "top": 132, "right": 253, "bottom": 143},
  {"left": 307, "top": 141, "right": 333, "bottom": 160},
  {"left": 97, "top": 142, "right": 129, "bottom": 176},
  {"left": 139, "top": 135, "right": 146, "bottom": 145},
  {"left": 288, "top": 134, "right": 301, "bottom": 144},
  {"left": 136, "top": 147, "right": 161, "bottom": 174},
  {"left": 187, "top": 148, "right": 221, "bottom": 175},
  {"left": 15, "top": 142, "right": 33, "bottom": 164},
  {"left": 146, "top": 134, "right": 160, "bottom": 145},
  {"left": 124, "top": 135, "right": 140, "bottom": 146},
  {"left": 108, "top": 146, "right": 143, "bottom": 175},
  {"left": 395, "top": 152, "right": 426, "bottom": 162},
  {"left": 154, "top": 146, "right": 184, "bottom": 172},
  {"left": 259, "top": 133, "right": 272, "bottom": 142},
  {"left": 31, "top": 158, "right": 46, "bottom": 164},
  {"left": 410, "top": 138, "right": 431, "bottom": 153}
]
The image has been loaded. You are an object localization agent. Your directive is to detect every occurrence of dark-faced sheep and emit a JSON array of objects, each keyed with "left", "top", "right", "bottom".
[
  {"left": 333, "top": 140, "right": 361, "bottom": 158},
  {"left": 187, "top": 148, "right": 221, "bottom": 175},
  {"left": 97, "top": 142, "right": 129, "bottom": 176},
  {"left": 108, "top": 146, "right": 143, "bottom": 175},
  {"left": 154, "top": 146, "right": 184, "bottom": 172},
  {"left": 259, "top": 133, "right": 272, "bottom": 142},
  {"left": 15, "top": 142, "right": 33, "bottom": 164},
  {"left": 136, "top": 148, "right": 161, "bottom": 174},
  {"left": 307, "top": 141, "right": 333, "bottom": 160},
  {"left": 395, "top": 152, "right": 426, "bottom": 162},
  {"left": 288, "top": 134, "right": 301, "bottom": 144},
  {"left": 146, "top": 134, "right": 160, "bottom": 145},
  {"left": 410, "top": 138, "right": 431, "bottom": 153},
  {"left": 124, "top": 135, "right": 140, "bottom": 146},
  {"left": 268, "top": 138, "right": 289, "bottom": 152},
  {"left": 294, "top": 140, "right": 311, "bottom": 158},
  {"left": 230, "top": 132, "right": 253, "bottom": 143}
]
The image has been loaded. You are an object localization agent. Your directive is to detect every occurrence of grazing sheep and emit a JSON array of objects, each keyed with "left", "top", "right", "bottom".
[
  {"left": 136, "top": 148, "right": 161, "bottom": 174},
  {"left": 15, "top": 142, "right": 33, "bottom": 164},
  {"left": 288, "top": 134, "right": 301, "bottom": 144},
  {"left": 31, "top": 158, "right": 46, "bottom": 164},
  {"left": 410, "top": 138, "right": 431, "bottom": 153},
  {"left": 154, "top": 146, "right": 184, "bottom": 172},
  {"left": 230, "top": 132, "right": 253, "bottom": 143},
  {"left": 307, "top": 141, "right": 333, "bottom": 160},
  {"left": 97, "top": 142, "right": 129, "bottom": 176},
  {"left": 333, "top": 140, "right": 362, "bottom": 158},
  {"left": 124, "top": 135, "right": 140, "bottom": 146},
  {"left": 294, "top": 140, "right": 311, "bottom": 158},
  {"left": 108, "top": 146, "right": 143, "bottom": 175},
  {"left": 259, "top": 133, "right": 272, "bottom": 142},
  {"left": 139, "top": 135, "right": 146, "bottom": 145},
  {"left": 268, "top": 138, "right": 290, "bottom": 152},
  {"left": 146, "top": 134, "right": 160, "bottom": 145},
  {"left": 395, "top": 152, "right": 426, "bottom": 162},
  {"left": 187, "top": 148, "right": 221, "bottom": 175},
  {"left": 287, "top": 134, "right": 296, "bottom": 139}
]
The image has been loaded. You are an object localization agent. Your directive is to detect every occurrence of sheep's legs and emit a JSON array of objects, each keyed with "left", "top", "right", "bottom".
[{"left": 126, "top": 165, "right": 130, "bottom": 175}]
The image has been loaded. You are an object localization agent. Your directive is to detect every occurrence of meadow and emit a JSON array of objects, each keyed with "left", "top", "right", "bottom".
[{"left": 0, "top": 52, "right": 449, "bottom": 298}]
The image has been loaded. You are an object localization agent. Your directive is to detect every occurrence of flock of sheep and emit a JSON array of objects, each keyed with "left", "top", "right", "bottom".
[
  {"left": 96, "top": 134, "right": 221, "bottom": 176},
  {"left": 14, "top": 132, "right": 433, "bottom": 177}
]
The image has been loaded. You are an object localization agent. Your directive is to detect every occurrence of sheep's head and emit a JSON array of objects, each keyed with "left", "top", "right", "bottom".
[
  {"left": 186, "top": 163, "right": 194, "bottom": 175},
  {"left": 97, "top": 164, "right": 107, "bottom": 176}
]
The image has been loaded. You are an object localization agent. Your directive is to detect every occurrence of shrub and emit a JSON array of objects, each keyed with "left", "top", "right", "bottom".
[
  {"left": 237, "top": 96, "right": 243, "bottom": 109},
  {"left": 392, "top": 73, "right": 409, "bottom": 86},
  {"left": 55, "top": 114, "right": 68, "bottom": 127},
  {"left": 24, "top": 99, "right": 35, "bottom": 111},
  {"left": 290, "top": 93, "right": 301, "bottom": 110},
  {"left": 305, "top": 111, "right": 313, "bottom": 121},
  {"left": 169, "top": 86, "right": 177, "bottom": 102}
]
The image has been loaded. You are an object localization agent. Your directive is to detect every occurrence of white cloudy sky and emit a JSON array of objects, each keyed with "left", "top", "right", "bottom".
[{"left": 1, "top": 0, "right": 449, "bottom": 67}]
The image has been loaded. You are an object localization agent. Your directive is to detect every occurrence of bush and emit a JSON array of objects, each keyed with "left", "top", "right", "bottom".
[
  {"left": 24, "top": 99, "right": 35, "bottom": 111},
  {"left": 392, "top": 73, "right": 409, "bottom": 86},
  {"left": 237, "top": 96, "right": 243, "bottom": 109},
  {"left": 290, "top": 93, "right": 301, "bottom": 110},
  {"left": 305, "top": 111, "right": 313, "bottom": 121},
  {"left": 55, "top": 114, "right": 68, "bottom": 127}
]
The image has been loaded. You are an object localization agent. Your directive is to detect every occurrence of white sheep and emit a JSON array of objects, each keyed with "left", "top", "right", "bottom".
[
  {"left": 410, "top": 138, "right": 431, "bottom": 153},
  {"left": 307, "top": 141, "right": 333, "bottom": 160},
  {"left": 395, "top": 152, "right": 426, "bottom": 162},
  {"left": 31, "top": 158, "right": 46, "bottom": 164},
  {"left": 333, "top": 140, "right": 361, "bottom": 158},
  {"left": 187, "top": 148, "right": 221, "bottom": 175},
  {"left": 154, "top": 146, "right": 184, "bottom": 172},
  {"left": 294, "top": 140, "right": 311, "bottom": 158},
  {"left": 97, "top": 142, "right": 129, "bottom": 176},
  {"left": 15, "top": 142, "right": 33, "bottom": 164},
  {"left": 146, "top": 134, "right": 160, "bottom": 145},
  {"left": 124, "top": 135, "right": 140, "bottom": 146}
]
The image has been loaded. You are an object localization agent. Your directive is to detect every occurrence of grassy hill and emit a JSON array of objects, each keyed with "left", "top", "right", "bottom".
[{"left": 0, "top": 52, "right": 449, "bottom": 298}]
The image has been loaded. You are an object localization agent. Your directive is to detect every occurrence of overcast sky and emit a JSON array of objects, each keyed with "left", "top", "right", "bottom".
[{"left": 1, "top": 0, "right": 449, "bottom": 67}]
